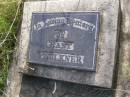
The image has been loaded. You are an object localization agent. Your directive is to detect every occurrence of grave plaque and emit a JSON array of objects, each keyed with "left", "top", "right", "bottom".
[
  {"left": 28, "top": 12, "right": 100, "bottom": 71},
  {"left": 17, "top": 0, "right": 119, "bottom": 88}
]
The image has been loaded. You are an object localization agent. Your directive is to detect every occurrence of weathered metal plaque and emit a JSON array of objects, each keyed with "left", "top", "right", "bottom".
[{"left": 28, "top": 12, "right": 100, "bottom": 71}]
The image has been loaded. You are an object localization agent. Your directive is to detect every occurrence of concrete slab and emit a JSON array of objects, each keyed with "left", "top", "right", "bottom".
[{"left": 18, "top": 0, "right": 120, "bottom": 88}]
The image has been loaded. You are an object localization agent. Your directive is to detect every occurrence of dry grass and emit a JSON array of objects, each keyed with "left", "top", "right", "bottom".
[{"left": 0, "top": 0, "right": 22, "bottom": 96}]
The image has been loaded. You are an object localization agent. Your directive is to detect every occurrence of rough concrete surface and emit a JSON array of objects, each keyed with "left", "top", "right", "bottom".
[
  {"left": 19, "top": 0, "right": 119, "bottom": 88},
  {"left": 115, "top": 0, "right": 130, "bottom": 97},
  {"left": 6, "top": 0, "right": 128, "bottom": 97}
]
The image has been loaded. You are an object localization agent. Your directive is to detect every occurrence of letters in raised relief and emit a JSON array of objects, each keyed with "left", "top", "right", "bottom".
[
  {"left": 33, "top": 17, "right": 96, "bottom": 32},
  {"left": 28, "top": 12, "right": 100, "bottom": 71},
  {"left": 40, "top": 52, "right": 84, "bottom": 64}
]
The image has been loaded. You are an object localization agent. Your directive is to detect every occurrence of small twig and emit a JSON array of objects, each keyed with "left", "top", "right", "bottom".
[
  {"left": 76, "top": 0, "right": 81, "bottom": 10},
  {"left": 0, "top": 1, "right": 17, "bottom": 4},
  {"left": 0, "top": 0, "right": 22, "bottom": 47},
  {"left": 52, "top": 82, "right": 57, "bottom": 94},
  {"left": 28, "top": 66, "right": 35, "bottom": 71},
  {"left": 0, "top": 89, "right": 7, "bottom": 97}
]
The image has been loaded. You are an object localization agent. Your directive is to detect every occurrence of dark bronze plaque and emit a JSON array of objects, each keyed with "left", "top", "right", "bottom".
[{"left": 28, "top": 12, "right": 100, "bottom": 71}]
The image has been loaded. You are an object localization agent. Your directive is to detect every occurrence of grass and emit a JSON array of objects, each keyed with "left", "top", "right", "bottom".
[{"left": 0, "top": 0, "right": 22, "bottom": 96}]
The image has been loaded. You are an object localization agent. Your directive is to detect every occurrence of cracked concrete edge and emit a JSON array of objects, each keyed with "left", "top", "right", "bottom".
[
  {"left": 5, "top": 48, "right": 23, "bottom": 97},
  {"left": 115, "top": 0, "right": 130, "bottom": 97}
]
